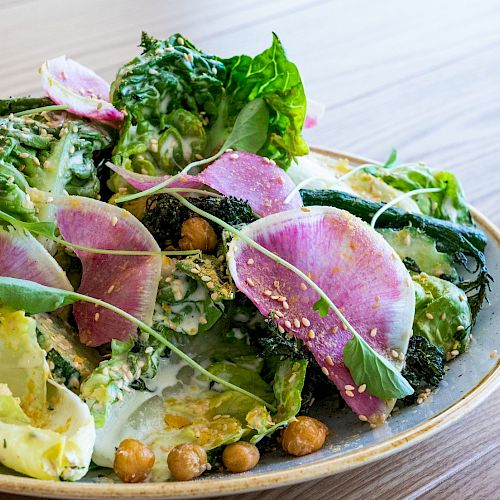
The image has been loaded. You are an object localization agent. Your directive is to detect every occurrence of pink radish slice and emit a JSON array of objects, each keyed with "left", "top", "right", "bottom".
[
  {"left": 40, "top": 56, "right": 123, "bottom": 123},
  {"left": 304, "top": 98, "right": 325, "bottom": 129},
  {"left": 198, "top": 151, "right": 302, "bottom": 216},
  {"left": 107, "top": 163, "right": 203, "bottom": 191},
  {"left": 109, "top": 151, "right": 302, "bottom": 216},
  {"left": 50, "top": 195, "right": 161, "bottom": 346},
  {"left": 227, "top": 206, "right": 414, "bottom": 424},
  {"left": 0, "top": 226, "right": 72, "bottom": 291}
]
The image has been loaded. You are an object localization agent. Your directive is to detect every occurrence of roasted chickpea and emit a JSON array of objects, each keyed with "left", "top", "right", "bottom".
[
  {"left": 222, "top": 442, "right": 260, "bottom": 473},
  {"left": 167, "top": 443, "right": 208, "bottom": 481},
  {"left": 179, "top": 217, "right": 218, "bottom": 252},
  {"left": 281, "top": 416, "right": 328, "bottom": 457},
  {"left": 113, "top": 438, "right": 155, "bottom": 483}
]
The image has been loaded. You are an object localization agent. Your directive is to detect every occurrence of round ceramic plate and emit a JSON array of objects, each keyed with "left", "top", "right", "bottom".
[{"left": 1, "top": 148, "right": 499, "bottom": 499}]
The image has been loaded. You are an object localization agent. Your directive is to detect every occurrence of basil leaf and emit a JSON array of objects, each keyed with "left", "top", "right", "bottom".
[
  {"left": 343, "top": 334, "right": 414, "bottom": 400},
  {"left": 221, "top": 98, "right": 269, "bottom": 153},
  {"left": 0, "top": 277, "right": 78, "bottom": 313}
]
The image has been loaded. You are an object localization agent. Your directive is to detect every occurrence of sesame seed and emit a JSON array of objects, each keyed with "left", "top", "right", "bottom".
[
  {"left": 271, "top": 295, "right": 280, "bottom": 300},
  {"left": 177, "top": 37, "right": 184, "bottom": 45},
  {"left": 111, "top": 216, "right": 118, "bottom": 227},
  {"left": 6, "top": 176, "right": 14, "bottom": 184},
  {"left": 94, "top": 313, "right": 100, "bottom": 321},
  {"left": 345, "top": 390, "right": 355, "bottom": 398},
  {"left": 247, "top": 258, "right": 254, "bottom": 265},
  {"left": 201, "top": 275, "right": 212, "bottom": 282},
  {"left": 490, "top": 350, "right": 498, "bottom": 359},
  {"left": 72, "top": 126, "right": 78, "bottom": 133},
  {"left": 107, "top": 285, "right": 115, "bottom": 294},
  {"left": 246, "top": 277, "right": 255, "bottom": 287},
  {"left": 283, "top": 301, "right": 289, "bottom": 310},
  {"left": 33, "top": 156, "right": 40, "bottom": 166},
  {"left": 459, "top": 294, "right": 466, "bottom": 302},
  {"left": 284, "top": 320, "right": 292, "bottom": 329},
  {"left": 451, "top": 349, "right": 460, "bottom": 356},
  {"left": 370, "top": 328, "right": 377, "bottom": 337},
  {"left": 300, "top": 207, "right": 311, "bottom": 212},
  {"left": 191, "top": 268, "right": 200, "bottom": 274},
  {"left": 102, "top": 367, "right": 109, "bottom": 376},
  {"left": 300, "top": 283, "right": 308, "bottom": 291},
  {"left": 325, "top": 355, "right": 333, "bottom": 366},
  {"left": 417, "top": 397, "right": 424, "bottom": 405},
  {"left": 275, "top": 311, "right": 284, "bottom": 318},
  {"left": 398, "top": 352, "right": 405, "bottom": 361},
  {"left": 302, "top": 317, "right": 311, "bottom": 327},
  {"left": 374, "top": 295, "right": 380, "bottom": 302},
  {"left": 277, "top": 296, "right": 287, "bottom": 302},
  {"left": 441, "top": 312, "right": 447, "bottom": 321},
  {"left": 358, "top": 384, "right": 367, "bottom": 393},
  {"left": 186, "top": 53, "right": 193, "bottom": 63},
  {"left": 332, "top": 326, "right": 339, "bottom": 334},
  {"left": 263, "top": 290, "right": 272, "bottom": 296},
  {"left": 207, "top": 282, "right": 215, "bottom": 289},
  {"left": 274, "top": 280, "right": 280, "bottom": 290},
  {"left": 149, "top": 68, "right": 159, "bottom": 75},
  {"left": 308, "top": 330, "right": 315, "bottom": 339},
  {"left": 19, "top": 152, "right": 29, "bottom": 158},
  {"left": 230, "top": 153, "right": 239, "bottom": 160},
  {"left": 391, "top": 349, "right": 399, "bottom": 359},
  {"left": 358, "top": 415, "right": 368, "bottom": 422},
  {"left": 293, "top": 318, "right": 301, "bottom": 328},
  {"left": 278, "top": 325, "right": 285, "bottom": 334},
  {"left": 321, "top": 367, "right": 329, "bottom": 376},
  {"left": 456, "top": 325, "right": 465, "bottom": 332},
  {"left": 426, "top": 312, "right": 434, "bottom": 320},
  {"left": 44, "top": 160, "right": 51, "bottom": 169},
  {"left": 344, "top": 384, "right": 355, "bottom": 391}
]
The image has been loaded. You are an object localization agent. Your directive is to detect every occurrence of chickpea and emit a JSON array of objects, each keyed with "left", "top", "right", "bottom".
[
  {"left": 179, "top": 217, "right": 218, "bottom": 252},
  {"left": 113, "top": 438, "right": 155, "bottom": 483},
  {"left": 222, "top": 442, "right": 260, "bottom": 473},
  {"left": 167, "top": 443, "right": 208, "bottom": 481},
  {"left": 281, "top": 416, "right": 328, "bottom": 457}
]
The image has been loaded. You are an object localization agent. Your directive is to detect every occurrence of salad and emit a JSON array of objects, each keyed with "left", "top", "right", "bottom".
[{"left": 0, "top": 32, "right": 490, "bottom": 483}]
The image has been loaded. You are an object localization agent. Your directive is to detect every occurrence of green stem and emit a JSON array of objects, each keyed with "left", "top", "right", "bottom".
[
  {"left": 14, "top": 104, "right": 70, "bottom": 117},
  {"left": 71, "top": 291, "right": 276, "bottom": 412}
]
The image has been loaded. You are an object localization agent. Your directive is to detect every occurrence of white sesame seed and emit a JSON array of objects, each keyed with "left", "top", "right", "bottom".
[
  {"left": 459, "top": 294, "right": 466, "bottom": 302},
  {"left": 94, "top": 313, "right": 100, "bottom": 321},
  {"left": 278, "top": 325, "right": 285, "bottom": 334},
  {"left": 177, "top": 37, "right": 184, "bottom": 45},
  {"left": 332, "top": 326, "right": 339, "bottom": 334},
  {"left": 391, "top": 349, "right": 399, "bottom": 359},
  {"left": 149, "top": 68, "right": 159, "bottom": 75},
  {"left": 300, "top": 283, "right": 308, "bottom": 291},
  {"left": 284, "top": 320, "right": 292, "bottom": 329},
  {"left": 212, "top": 66, "right": 217, "bottom": 74},
  {"left": 370, "top": 328, "right": 377, "bottom": 337},
  {"left": 263, "top": 290, "right": 272, "bottom": 296},
  {"left": 201, "top": 275, "right": 212, "bottom": 282},
  {"left": 107, "top": 285, "right": 115, "bottom": 294},
  {"left": 293, "top": 318, "right": 301, "bottom": 328},
  {"left": 398, "top": 352, "right": 405, "bottom": 361},
  {"left": 191, "top": 268, "right": 200, "bottom": 274},
  {"left": 345, "top": 390, "right": 355, "bottom": 398},
  {"left": 301, "top": 317, "right": 311, "bottom": 327},
  {"left": 274, "top": 280, "right": 280, "bottom": 290},
  {"left": 230, "top": 153, "right": 239, "bottom": 160},
  {"left": 207, "top": 282, "right": 215, "bottom": 289},
  {"left": 111, "top": 216, "right": 118, "bottom": 227},
  {"left": 246, "top": 277, "right": 255, "bottom": 287},
  {"left": 344, "top": 384, "right": 355, "bottom": 391},
  {"left": 441, "top": 312, "right": 447, "bottom": 321},
  {"left": 417, "top": 397, "right": 424, "bottom": 405},
  {"left": 358, "top": 384, "right": 367, "bottom": 393},
  {"left": 271, "top": 295, "right": 280, "bottom": 300},
  {"left": 426, "top": 312, "right": 434, "bottom": 320},
  {"left": 358, "top": 415, "right": 368, "bottom": 422},
  {"left": 456, "top": 325, "right": 465, "bottom": 332},
  {"left": 321, "top": 367, "right": 329, "bottom": 376},
  {"left": 451, "top": 349, "right": 460, "bottom": 356},
  {"left": 275, "top": 311, "right": 284, "bottom": 318},
  {"left": 283, "top": 301, "right": 289, "bottom": 310},
  {"left": 247, "top": 258, "right": 254, "bottom": 265},
  {"left": 308, "top": 330, "right": 315, "bottom": 339}
]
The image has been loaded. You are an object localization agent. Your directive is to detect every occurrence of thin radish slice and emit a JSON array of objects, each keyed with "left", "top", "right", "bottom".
[
  {"left": 0, "top": 226, "right": 72, "bottom": 291},
  {"left": 198, "top": 151, "right": 303, "bottom": 216},
  {"left": 40, "top": 56, "right": 123, "bottom": 123},
  {"left": 46, "top": 195, "right": 161, "bottom": 346},
  {"left": 227, "top": 206, "right": 414, "bottom": 424},
  {"left": 107, "top": 163, "right": 202, "bottom": 191},
  {"left": 109, "top": 151, "right": 302, "bottom": 216},
  {"left": 304, "top": 98, "right": 325, "bottom": 129}
]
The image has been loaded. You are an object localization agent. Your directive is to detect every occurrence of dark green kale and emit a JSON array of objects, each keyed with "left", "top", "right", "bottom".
[
  {"left": 142, "top": 193, "right": 256, "bottom": 248},
  {"left": 46, "top": 349, "right": 81, "bottom": 390},
  {"left": 0, "top": 97, "right": 53, "bottom": 116},
  {"left": 401, "top": 335, "right": 446, "bottom": 405}
]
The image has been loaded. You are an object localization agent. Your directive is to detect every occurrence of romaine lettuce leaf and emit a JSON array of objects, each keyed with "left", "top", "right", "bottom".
[{"left": 0, "top": 306, "right": 95, "bottom": 481}]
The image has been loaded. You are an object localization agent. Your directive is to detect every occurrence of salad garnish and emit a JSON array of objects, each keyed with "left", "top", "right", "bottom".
[{"left": 0, "top": 30, "right": 490, "bottom": 483}]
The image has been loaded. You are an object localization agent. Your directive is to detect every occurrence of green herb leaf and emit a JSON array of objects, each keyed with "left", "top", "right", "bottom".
[
  {"left": 313, "top": 297, "right": 330, "bottom": 317},
  {"left": 343, "top": 335, "right": 414, "bottom": 400},
  {"left": 0, "top": 277, "right": 78, "bottom": 313},
  {"left": 382, "top": 148, "right": 398, "bottom": 168},
  {"left": 221, "top": 98, "right": 269, "bottom": 153}
]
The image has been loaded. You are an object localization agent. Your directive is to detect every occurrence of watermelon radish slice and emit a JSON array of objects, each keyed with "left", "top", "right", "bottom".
[
  {"left": 109, "top": 151, "right": 302, "bottom": 216},
  {"left": 227, "top": 206, "right": 414, "bottom": 424},
  {"left": 0, "top": 226, "right": 72, "bottom": 291},
  {"left": 40, "top": 56, "right": 123, "bottom": 124},
  {"left": 42, "top": 195, "right": 161, "bottom": 346}
]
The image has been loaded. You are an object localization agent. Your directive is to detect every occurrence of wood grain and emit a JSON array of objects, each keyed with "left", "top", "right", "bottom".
[{"left": 0, "top": 0, "right": 499, "bottom": 499}]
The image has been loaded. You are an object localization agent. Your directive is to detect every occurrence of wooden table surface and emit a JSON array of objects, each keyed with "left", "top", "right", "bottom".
[{"left": 1, "top": 0, "right": 499, "bottom": 498}]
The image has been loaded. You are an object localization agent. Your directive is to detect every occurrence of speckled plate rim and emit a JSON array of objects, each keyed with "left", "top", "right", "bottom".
[{"left": 1, "top": 147, "right": 499, "bottom": 499}]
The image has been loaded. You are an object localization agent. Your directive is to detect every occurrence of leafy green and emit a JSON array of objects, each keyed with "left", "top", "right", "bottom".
[
  {"left": 412, "top": 273, "right": 472, "bottom": 353},
  {"left": 222, "top": 33, "right": 309, "bottom": 168},
  {"left": 0, "top": 162, "right": 37, "bottom": 222},
  {"left": 401, "top": 335, "right": 445, "bottom": 404},
  {"left": 0, "top": 306, "right": 95, "bottom": 480},
  {"left": 343, "top": 334, "right": 414, "bottom": 400},
  {"left": 0, "top": 97, "right": 53, "bottom": 116}
]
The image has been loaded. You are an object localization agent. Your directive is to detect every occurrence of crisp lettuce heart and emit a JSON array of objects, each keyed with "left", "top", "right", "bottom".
[{"left": 0, "top": 306, "right": 95, "bottom": 481}]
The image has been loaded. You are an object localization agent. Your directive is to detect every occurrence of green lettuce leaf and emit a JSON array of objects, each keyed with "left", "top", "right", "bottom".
[{"left": 0, "top": 306, "right": 95, "bottom": 481}]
